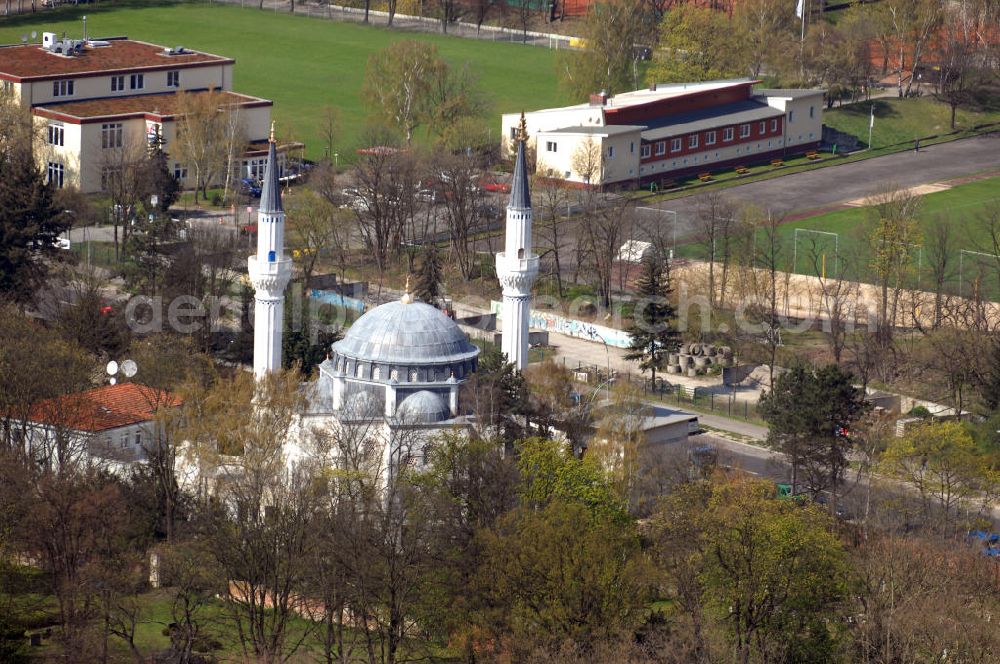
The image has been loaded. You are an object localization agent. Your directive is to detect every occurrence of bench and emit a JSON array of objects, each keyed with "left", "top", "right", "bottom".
[
  {"left": 659, "top": 178, "right": 677, "bottom": 190},
  {"left": 806, "top": 150, "right": 821, "bottom": 160},
  {"left": 734, "top": 165, "right": 750, "bottom": 175},
  {"left": 697, "top": 172, "right": 712, "bottom": 182},
  {"left": 770, "top": 159, "right": 784, "bottom": 167}
]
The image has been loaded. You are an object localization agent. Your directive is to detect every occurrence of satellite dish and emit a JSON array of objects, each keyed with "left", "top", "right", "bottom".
[
  {"left": 109, "top": 377, "right": 117, "bottom": 386},
  {"left": 121, "top": 359, "right": 138, "bottom": 378},
  {"left": 31, "top": 31, "right": 37, "bottom": 40},
  {"left": 20, "top": 35, "right": 28, "bottom": 44},
  {"left": 106, "top": 360, "right": 119, "bottom": 376}
]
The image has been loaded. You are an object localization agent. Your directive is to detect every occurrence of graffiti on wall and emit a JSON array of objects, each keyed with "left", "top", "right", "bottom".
[{"left": 490, "top": 301, "right": 633, "bottom": 348}]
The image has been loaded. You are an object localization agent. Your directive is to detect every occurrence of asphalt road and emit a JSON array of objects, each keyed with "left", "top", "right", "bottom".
[{"left": 644, "top": 132, "right": 1000, "bottom": 242}]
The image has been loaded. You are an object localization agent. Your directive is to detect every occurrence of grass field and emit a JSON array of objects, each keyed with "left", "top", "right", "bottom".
[
  {"left": 0, "top": 0, "right": 570, "bottom": 161},
  {"left": 678, "top": 174, "right": 1000, "bottom": 299},
  {"left": 824, "top": 96, "right": 1000, "bottom": 149}
]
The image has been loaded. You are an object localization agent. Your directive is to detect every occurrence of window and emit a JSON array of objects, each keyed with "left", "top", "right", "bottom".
[
  {"left": 723, "top": 127, "right": 734, "bottom": 142},
  {"left": 47, "top": 162, "right": 64, "bottom": 188},
  {"left": 655, "top": 141, "right": 666, "bottom": 156},
  {"left": 47, "top": 124, "right": 64, "bottom": 147},
  {"left": 167, "top": 70, "right": 180, "bottom": 88},
  {"left": 545, "top": 141, "right": 557, "bottom": 153},
  {"left": 771, "top": 119, "right": 778, "bottom": 132},
  {"left": 688, "top": 135, "right": 699, "bottom": 149},
  {"left": 607, "top": 145, "right": 615, "bottom": 159},
  {"left": 1, "top": 80, "right": 12, "bottom": 95},
  {"left": 670, "top": 138, "right": 682, "bottom": 152},
  {"left": 101, "top": 167, "right": 122, "bottom": 191},
  {"left": 134, "top": 432, "right": 142, "bottom": 446},
  {"left": 740, "top": 124, "right": 751, "bottom": 138},
  {"left": 129, "top": 73, "right": 144, "bottom": 90},
  {"left": 52, "top": 79, "right": 74, "bottom": 97},
  {"left": 101, "top": 123, "right": 123, "bottom": 149},
  {"left": 759, "top": 121, "right": 766, "bottom": 133},
  {"left": 705, "top": 130, "right": 716, "bottom": 146},
  {"left": 788, "top": 110, "right": 794, "bottom": 123},
  {"left": 510, "top": 126, "right": 518, "bottom": 140},
  {"left": 110, "top": 75, "right": 125, "bottom": 92},
  {"left": 640, "top": 144, "right": 650, "bottom": 158},
  {"left": 809, "top": 106, "right": 815, "bottom": 119},
  {"left": 120, "top": 433, "right": 128, "bottom": 449},
  {"left": 630, "top": 141, "right": 635, "bottom": 154},
  {"left": 173, "top": 163, "right": 188, "bottom": 180}
]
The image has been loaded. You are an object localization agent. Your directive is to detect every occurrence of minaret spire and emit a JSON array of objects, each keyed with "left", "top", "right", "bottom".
[
  {"left": 247, "top": 122, "right": 292, "bottom": 378},
  {"left": 495, "top": 111, "right": 538, "bottom": 370}
]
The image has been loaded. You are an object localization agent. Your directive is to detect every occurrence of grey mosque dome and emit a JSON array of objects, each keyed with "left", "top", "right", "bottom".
[
  {"left": 331, "top": 300, "right": 479, "bottom": 370},
  {"left": 396, "top": 390, "right": 451, "bottom": 424}
]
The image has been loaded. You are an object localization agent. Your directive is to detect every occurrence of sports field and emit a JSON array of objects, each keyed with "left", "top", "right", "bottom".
[
  {"left": 678, "top": 174, "right": 1000, "bottom": 300},
  {"left": 784, "top": 175, "right": 1000, "bottom": 292},
  {"left": 0, "top": 0, "right": 570, "bottom": 160}
]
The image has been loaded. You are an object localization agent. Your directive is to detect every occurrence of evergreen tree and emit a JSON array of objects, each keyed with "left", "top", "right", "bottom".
[
  {"left": 414, "top": 243, "right": 443, "bottom": 305},
  {"left": 0, "top": 141, "right": 69, "bottom": 305},
  {"left": 624, "top": 252, "right": 679, "bottom": 389},
  {"left": 760, "top": 364, "right": 871, "bottom": 507},
  {"left": 138, "top": 137, "right": 180, "bottom": 215}
]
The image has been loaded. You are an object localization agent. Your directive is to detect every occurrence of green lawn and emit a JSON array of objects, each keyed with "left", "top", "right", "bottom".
[
  {"left": 0, "top": 0, "right": 569, "bottom": 161},
  {"left": 824, "top": 96, "right": 1000, "bottom": 150}
]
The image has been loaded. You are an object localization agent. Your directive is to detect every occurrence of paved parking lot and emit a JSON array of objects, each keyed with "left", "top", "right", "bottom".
[{"left": 647, "top": 133, "right": 1000, "bottom": 240}]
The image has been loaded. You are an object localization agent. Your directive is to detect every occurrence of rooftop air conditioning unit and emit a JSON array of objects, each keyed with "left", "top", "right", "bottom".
[{"left": 42, "top": 32, "right": 58, "bottom": 50}]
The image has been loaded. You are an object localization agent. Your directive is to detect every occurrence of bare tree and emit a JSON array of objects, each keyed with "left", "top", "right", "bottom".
[
  {"left": 436, "top": 151, "right": 485, "bottom": 281},
  {"left": 350, "top": 142, "right": 410, "bottom": 283},
  {"left": 579, "top": 198, "right": 635, "bottom": 308},
  {"left": 173, "top": 90, "right": 241, "bottom": 202},
  {"left": 533, "top": 178, "right": 572, "bottom": 298}
]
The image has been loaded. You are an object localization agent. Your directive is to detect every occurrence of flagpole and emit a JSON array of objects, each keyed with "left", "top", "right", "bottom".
[{"left": 868, "top": 104, "right": 874, "bottom": 151}]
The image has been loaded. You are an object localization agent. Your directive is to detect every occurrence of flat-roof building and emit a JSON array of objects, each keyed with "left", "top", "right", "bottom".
[
  {"left": 0, "top": 33, "right": 295, "bottom": 193},
  {"left": 500, "top": 80, "right": 824, "bottom": 188}
]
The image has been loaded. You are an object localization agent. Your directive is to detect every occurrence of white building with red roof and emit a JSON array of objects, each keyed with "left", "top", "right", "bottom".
[
  {"left": 17, "top": 382, "right": 182, "bottom": 468},
  {"left": 0, "top": 31, "right": 296, "bottom": 193},
  {"left": 500, "top": 79, "right": 824, "bottom": 189}
]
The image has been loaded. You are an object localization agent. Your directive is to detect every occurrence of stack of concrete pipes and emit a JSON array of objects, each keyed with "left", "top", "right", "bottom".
[{"left": 666, "top": 343, "right": 734, "bottom": 377}]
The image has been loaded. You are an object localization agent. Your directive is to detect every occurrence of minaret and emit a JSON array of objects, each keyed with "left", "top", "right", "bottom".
[
  {"left": 496, "top": 113, "right": 538, "bottom": 370},
  {"left": 247, "top": 123, "right": 292, "bottom": 378}
]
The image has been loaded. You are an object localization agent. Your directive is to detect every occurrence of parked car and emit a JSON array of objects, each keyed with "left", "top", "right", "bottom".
[
  {"left": 416, "top": 189, "right": 440, "bottom": 204},
  {"left": 480, "top": 177, "right": 510, "bottom": 193},
  {"left": 240, "top": 178, "right": 261, "bottom": 198}
]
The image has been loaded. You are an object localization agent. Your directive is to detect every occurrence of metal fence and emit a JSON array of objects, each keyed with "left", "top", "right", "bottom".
[
  {"left": 568, "top": 360, "right": 761, "bottom": 422},
  {"left": 209, "top": 0, "right": 575, "bottom": 49}
]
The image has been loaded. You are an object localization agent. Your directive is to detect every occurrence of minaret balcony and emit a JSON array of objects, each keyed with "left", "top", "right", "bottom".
[
  {"left": 248, "top": 254, "right": 292, "bottom": 293},
  {"left": 495, "top": 252, "right": 539, "bottom": 277}
]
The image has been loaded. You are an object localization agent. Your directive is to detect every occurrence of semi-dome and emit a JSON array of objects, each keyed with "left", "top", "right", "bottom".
[
  {"left": 396, "top": 390, "right": 451, "bottom": 424},
  {"left": 332, "top": 300, "right": 479, "bottom": 367}
]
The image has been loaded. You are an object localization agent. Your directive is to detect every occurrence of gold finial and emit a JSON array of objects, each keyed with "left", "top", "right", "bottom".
[
  {"left": 269, "top": 121, "right": 276, "bottom": 144},
  {"left": 401, "top": 275, "right": 413, "bottom": 304},
  {"left": 517, "top": 111, "right": 527, "bottom": 143}
]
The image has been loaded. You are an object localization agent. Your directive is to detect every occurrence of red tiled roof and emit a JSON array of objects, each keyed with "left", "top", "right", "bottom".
[
  {"left": 26, "top": 383, "right": 183, "bottom": 433},
  {"left": 0, "top": 39, "right": 232, "bottom": 82},
  {"left": 33, "top": 89, "right": 271, "bottom": 123}
]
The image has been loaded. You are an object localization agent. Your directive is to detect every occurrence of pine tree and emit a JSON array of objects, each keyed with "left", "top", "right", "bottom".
[
  {"left": 624, "top": 252, "right": 679, "bottom": 390},
  {"left": 414, "top": 244, "right": 443, "bottom": 305},
  {"left": 0, "top": 140, "right": 68, "bottom": 305}
]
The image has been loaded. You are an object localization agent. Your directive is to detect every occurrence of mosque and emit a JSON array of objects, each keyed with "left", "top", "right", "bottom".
[{"left": 247, "top": 118, "right": 538, "bottom": 465}]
